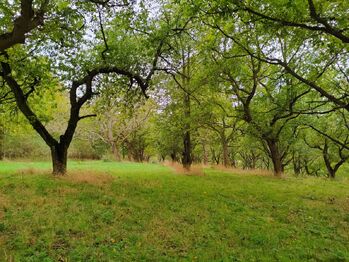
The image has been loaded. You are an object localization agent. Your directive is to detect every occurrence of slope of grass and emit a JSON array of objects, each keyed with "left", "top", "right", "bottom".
[{"left": 0, "top": 161, "right": 349, "bottom": 261}]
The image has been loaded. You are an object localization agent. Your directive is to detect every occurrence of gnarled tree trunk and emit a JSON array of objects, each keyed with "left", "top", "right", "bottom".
[
  {"left": 322, "top": 140, "right": 348, "bottom": 179},
  {"left": 51, "top": 143, "right": 68, "bottom": 175}
]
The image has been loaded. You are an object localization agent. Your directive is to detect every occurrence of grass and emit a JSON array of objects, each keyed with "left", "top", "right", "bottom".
[{"left": 0, "top": 161, "right": 349, "bottom": 261}]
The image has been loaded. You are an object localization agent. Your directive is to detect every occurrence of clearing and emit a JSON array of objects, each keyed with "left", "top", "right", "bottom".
[{"left": 0, "top": 161, "right": 348, "bottom": 261}]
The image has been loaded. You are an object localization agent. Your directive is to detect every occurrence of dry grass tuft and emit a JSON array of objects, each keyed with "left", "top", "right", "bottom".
[
  {"left": 15, "top": 168, "right": 50, "bottom": 176},
  {"left": 14, "top": 168, "right": 115, "bottom": 186},
  {"left": 164, "top": 162, "right": 205, "bottom": 176},
  {"left": 60, "top": 170, "right": 115, "bottom": 186},
  {"left": 164, "top": 162, "right": 273, "bottom": 177},
  {"left": 0, "top": 193, "right": 9, "bottom": 206},
  {"left": 212, "top": 165, "right": 273, "bottom": 177},
  {"left": 0, "top": 193, "right": 10, "bottom": 219}
]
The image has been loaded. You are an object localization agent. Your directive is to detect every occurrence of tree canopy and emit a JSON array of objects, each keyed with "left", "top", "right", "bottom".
[{"left": 0, "top": 0, "right": 348, "bottom": 177}]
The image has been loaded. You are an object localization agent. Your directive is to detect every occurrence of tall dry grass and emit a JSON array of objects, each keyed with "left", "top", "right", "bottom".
[
  {"left": 15, "top": 168, "right": 115, "bottom": 186},
  {"left": 164, "top": 162, "right": 274, "bottom": 177},
  {"left": 212, "top": 164, "right": 274, "bottom": 176},
  {"left": 16, "top": 167, "right": 50, "bottom": 176},
  {"left": 164, "top": 161, "right": 206, "bottom": 176},
  {"left": 59, "top": 170, "right": 115, "bottom": 186}
]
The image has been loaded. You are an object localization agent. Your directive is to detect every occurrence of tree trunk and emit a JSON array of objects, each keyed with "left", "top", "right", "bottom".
[
  {"left": 182, "top": 130, "right": 192, "bottom": 170},
  {"left": 267, "top": 139, "right": 283, "bottom": 176},
  {"left": 292, "top": 153, "right": 301, "bottom": 175},
  {"left": 170, "top": 152, "right": 177, "bottom": 162},
  {"left": 182, "top": 84, "right": 192, "bottom": 170},
  {"left": 51, "top": 144, "right": 68, "bottom": 175},
  {"left": 124, "top": 142, "right": 133, "bottom": 161},
  {"left": 211, "top": 148, "right": 220, "bottom": 165},
  {"left": 323, "top": 141, "right": 335, "bottom": 179},
  {"left": 251, "top": 153, "right": 258, "bottom": 169},
  {"left": 202, "top": 140, "right": 208, "bottom": 165},
  {"left": 111, "top": 142, "right": 121, "bottom": 161},
  {"left": 229, "top": 151, "right": 237, "bottom": 168},
  {"left": 180, "top": 48, "right": 192, "bottom": 170},
  {"left": 326, "top": 167, "right": 336, "bottom": 179},
  {"left": 0, "top": 124, "right": 4, "bottom": 160},
  {"left": 221, "top": 132, "right": 229, "bottom": 167}
]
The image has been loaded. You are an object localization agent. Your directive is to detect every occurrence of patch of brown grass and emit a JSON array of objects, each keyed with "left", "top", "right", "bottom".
[
  {"left": 336, "top": 196, "right": 349, "bottom": 212},
  {"left": 0, "top": 193, "right": 10, "bottom": 219},
  {"left": 164, "top": 162, "right": 274, "bottom": 177},
  {"left": 14, "top": 168, "right": 115, "bottom": 186},
  {"left": 0, "top": 193, "right": 9, "bottom": 204},
  {"left": 211, "top": 165, "right": 274, "bottom": 177},
  {"left": 164, "top": 162, "right": 205, "bottom": 176},
  {"left": 59, "top": 170, "right": 115, "bottom": 186},
  {"left": 0, "top": 246, "right": 15, "bottom": 262},
  {"left": 15, "top": 168, "right": 50, "bottom": 176}
]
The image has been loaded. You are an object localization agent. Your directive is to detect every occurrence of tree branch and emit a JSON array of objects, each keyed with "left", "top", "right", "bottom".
[
  {"left": 239, "top": 1, "right": 349, "bottom": 43},
  {"left": 0, "top": 0, "right": 49, "bottom": 52},
  {"left": 0, "top": 61, "right": 57, "bottom": 147},
  {"left": 79, "top": 114, "right": 97, "bottom": 121}
]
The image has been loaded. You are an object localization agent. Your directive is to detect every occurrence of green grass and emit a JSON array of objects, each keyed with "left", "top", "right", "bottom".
[{"left": 0, "top": 161, "right": 349, "bottom": 261}]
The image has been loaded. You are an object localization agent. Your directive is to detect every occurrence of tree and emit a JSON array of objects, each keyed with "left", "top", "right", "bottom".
[
  {"left": 200, "top": 93, "right": 240, "bottom": 167},
  {"left": 0, "top": 1, "right": 166, "bottom": 174},
  {"left": 186, "top": 2, "right": 348, "bottom": 175},
  {"left": 192, "top": 0, "right": 348, "bottom": 111},
  {"left": 95, "top": 90, "right": 155, "bottom": 162},
  {"left": 302, "top": 111, "right": 349, "bottom": 178},
  {"left": 153, "top": 15, "right": 195, "bottom": 169},
  {"left": 205, "top": 34, "right": 309, "bottom": 175}
]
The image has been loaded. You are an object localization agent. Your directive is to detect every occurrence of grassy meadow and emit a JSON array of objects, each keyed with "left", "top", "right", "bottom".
[{"left": 0, "top": 161, "right": 349, "bottom": 261}]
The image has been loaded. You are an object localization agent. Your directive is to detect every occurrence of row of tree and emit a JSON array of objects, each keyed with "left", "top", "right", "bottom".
[
  {"left": 1, "top": 82, "right": 348, "bottom": 178},
  {"left": 0, "top": 0, "right": 348, "bottom": 177}
]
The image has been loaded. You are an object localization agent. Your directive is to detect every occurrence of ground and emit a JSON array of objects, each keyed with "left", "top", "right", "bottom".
[{"left": 0, "top": 161, "right": 349, "bottom": 261}]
